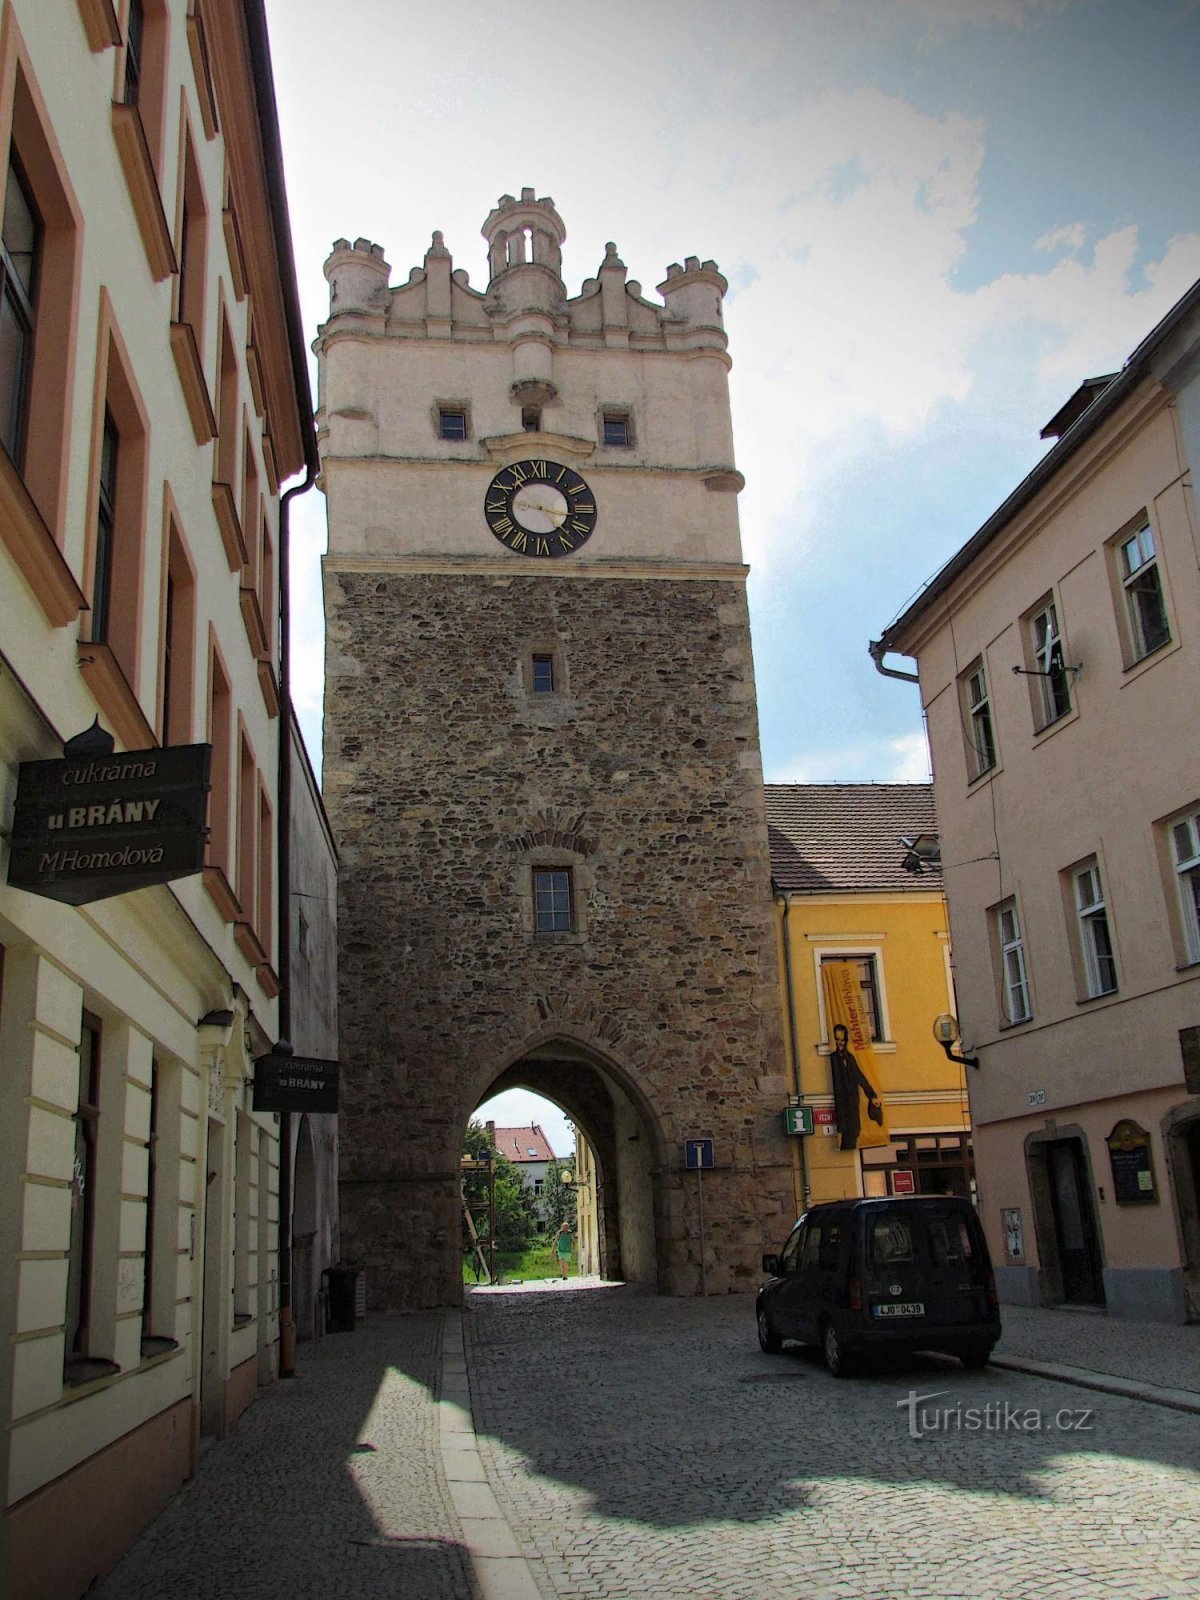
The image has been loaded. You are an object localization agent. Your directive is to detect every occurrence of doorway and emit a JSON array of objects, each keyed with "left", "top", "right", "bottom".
[
  {"left": 1046, "top": 1138, "right": 1105, "bottom": 1306},
  {"left": 1165, "top": 1108, "right": 1200, "bottom": 1321}
]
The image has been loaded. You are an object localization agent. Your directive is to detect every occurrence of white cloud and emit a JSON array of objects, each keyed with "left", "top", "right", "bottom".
[
  {"left": 971, "top": 226, "right": 1200, "bottom": 387},
  {"left": 1035, "top": 222, "right": 1088, "bottom": 254},
  {"left": 773, "top": 731, "right": 931, "bottom": 784},
  {"left": 886, "top": 732, "right": 933, "bottom": 782}
]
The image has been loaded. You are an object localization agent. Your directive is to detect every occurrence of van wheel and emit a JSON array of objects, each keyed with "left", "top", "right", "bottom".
[
  {"left": 821, "top": 1317, "right": 855, "bottom": 1378},
  {"left": 757, "top": 1307, "right": 782, "bottom": 1354},
  {"left": 961, "top": 1345, "right": 992, "bottom": 1370}
]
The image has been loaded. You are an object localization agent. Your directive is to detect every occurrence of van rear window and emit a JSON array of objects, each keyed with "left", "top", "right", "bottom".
[
  {"left": 928, "top": 1215, "right": 974, "bottom": 1267},
  {"left": 869, "top": 1216, "right": 916, "bottom": 1266}
]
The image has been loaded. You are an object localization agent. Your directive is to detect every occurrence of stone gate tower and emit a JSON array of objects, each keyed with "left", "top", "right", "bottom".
[{"left": 317, "top": 189, "right": 794, "bottom": 1308}]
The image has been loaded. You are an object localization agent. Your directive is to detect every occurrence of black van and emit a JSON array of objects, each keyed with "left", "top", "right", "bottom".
[{"left": 756, "top": 1196, "right": 1001, "bottom": 1376}]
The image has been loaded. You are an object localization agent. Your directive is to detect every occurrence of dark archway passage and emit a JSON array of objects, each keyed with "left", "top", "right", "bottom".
[{"left": 479, "top": 1041, "right": 660, "bottom": 1287}]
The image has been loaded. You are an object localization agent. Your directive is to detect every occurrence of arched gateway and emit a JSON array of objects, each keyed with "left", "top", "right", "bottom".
[{"left": 318, "top": 191, "right": 796, "bottom": 1309}]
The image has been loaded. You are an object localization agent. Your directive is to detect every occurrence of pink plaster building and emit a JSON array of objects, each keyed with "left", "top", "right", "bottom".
[{"left": 873, "top": 277, "right": 1200, "bottom": 1324}]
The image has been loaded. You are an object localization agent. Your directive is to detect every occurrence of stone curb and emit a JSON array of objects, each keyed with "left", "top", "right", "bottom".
[
  {"left": 991, "top": 1353, "right": 1200, "bottom": 1415},
  {"left": 441, "top": 1309, "right": 543, "bottom": 1600}
]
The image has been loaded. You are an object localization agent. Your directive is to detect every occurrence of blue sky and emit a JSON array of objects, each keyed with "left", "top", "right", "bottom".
[{"left": 266, "top": 0, "right": 1200, "bottom": 1149}]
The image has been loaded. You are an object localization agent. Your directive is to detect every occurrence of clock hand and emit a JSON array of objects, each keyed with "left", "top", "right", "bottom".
[{"left": 514, "top": 496, "right": 566, "bottom": 526}]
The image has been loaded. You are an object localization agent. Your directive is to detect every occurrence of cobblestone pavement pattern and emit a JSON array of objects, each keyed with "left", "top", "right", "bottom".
[
  {"left": 465, "top": 1285, "right": 1200, "bottom": 1600},
  {"left": 91, "top": 1313, "right": 475, "bottom": 1600},
  {"left": 88, "top": 1287, "right": 1200, "bottom": 1600}
]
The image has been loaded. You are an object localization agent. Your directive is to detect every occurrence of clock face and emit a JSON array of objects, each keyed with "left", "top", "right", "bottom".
[{"left": 484, "top": 459, "right": 597, "bottom": 558}]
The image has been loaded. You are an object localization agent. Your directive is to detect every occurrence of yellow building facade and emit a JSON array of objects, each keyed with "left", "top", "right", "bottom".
[{"left": 767, "top": 785, "right": 973, "bottom": 1220}]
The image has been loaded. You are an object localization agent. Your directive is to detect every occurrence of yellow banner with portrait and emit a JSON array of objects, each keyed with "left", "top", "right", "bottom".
[{"left": 822, "top": 960, "right": 889, "bottom": 1150}]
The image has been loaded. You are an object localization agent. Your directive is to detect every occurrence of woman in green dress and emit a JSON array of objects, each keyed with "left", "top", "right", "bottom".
[{"left": 555, "top": 1221, "right": 573, "bottom": 1280}]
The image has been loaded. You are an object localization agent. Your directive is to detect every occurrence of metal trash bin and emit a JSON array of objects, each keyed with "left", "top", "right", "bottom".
[{"left": 324, "top": 1265, "right": 358, "bottom": 1333}]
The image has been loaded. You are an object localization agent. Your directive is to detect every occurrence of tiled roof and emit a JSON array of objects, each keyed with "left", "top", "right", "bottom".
[
  {"left": 490, "top": 1125, "right": 557, "bottom": 1164},
  {"left": 765, "top": 784, "right": 942, "bottom": 895}
]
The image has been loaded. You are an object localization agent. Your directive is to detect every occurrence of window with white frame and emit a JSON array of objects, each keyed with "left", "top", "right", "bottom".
[
  {"left": 1030, "top": 599, "right": 1071, "bottom": 726},
  {"left": 1074, "top": 861, "right": 1117, "bottom": 997},
  {"left": 820, "top": 954, "right": 883, "bottom": 1041},
  {"left": 995, "top": 899, "right": 1031, "bottom": 1023},
  {"left": 1170, "top": 806, "right": 1200, "bottom": 966},
  {"left": 1119, "top": 523, "right": 1170, "bottom": 660},
  {"left": 963, "top": 660, "right": 996, "bottom": 779}
]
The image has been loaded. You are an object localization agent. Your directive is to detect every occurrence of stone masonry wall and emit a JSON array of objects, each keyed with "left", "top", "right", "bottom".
[{"left": 324, "top": 566, "right": 794, "bottom": 1308}]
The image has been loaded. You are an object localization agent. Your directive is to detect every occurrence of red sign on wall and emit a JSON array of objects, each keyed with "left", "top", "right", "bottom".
[
  {"left": 891, "top": 1169, "right": 916, "bottom": 1195},
  {"left": 812, "top": 1106, "right": 837, "bottom": 1126}
]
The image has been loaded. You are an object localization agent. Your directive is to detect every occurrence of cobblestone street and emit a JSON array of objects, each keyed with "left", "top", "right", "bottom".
[{"left": 94, "top": 1284, "right": 1200, "bottom": 1600}]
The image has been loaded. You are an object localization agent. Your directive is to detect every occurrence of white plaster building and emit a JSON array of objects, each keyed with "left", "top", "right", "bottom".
[{"left": 0, "top": 5, "right": 323, "bottom": 1596}]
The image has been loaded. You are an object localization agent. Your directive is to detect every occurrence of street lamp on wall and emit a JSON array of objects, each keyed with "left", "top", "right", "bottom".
[{"left": 933, "top": 1012, "right": 979, "bottom": 1070}]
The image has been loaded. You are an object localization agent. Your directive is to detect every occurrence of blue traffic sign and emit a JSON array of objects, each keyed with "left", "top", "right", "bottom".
[{"left": 684, "top": 1138, "right": 714, "bottom": 1170}]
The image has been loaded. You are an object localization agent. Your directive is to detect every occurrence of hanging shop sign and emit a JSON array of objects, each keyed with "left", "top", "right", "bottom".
[
  {"left": 253, "top": 1052, "right": 340, "bottom": 1114},
  {"left": 1105, "top": 1119, "right": 1157, "bottom": 1205},
  {"left": 8, "top": 743, "right": 212, "bottom": 904}
]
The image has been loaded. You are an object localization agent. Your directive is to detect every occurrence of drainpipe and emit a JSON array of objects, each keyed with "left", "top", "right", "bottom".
[
  {"left": 275, "top": 469, "right": 315, "bottom": 1377},
  {"left": 868, "top": 637, "right": 920, "bottom": 684},
  {"left": 778, "top": 892, "right": 810, "bottom": 1215},
  {"left": 244, "top": 0, "right": 322, "bottom": 1380}
]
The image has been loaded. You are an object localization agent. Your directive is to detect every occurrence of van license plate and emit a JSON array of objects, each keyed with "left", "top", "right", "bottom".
[{"left": 874, "top": 1302, "right": 924, "bottom": 1318}]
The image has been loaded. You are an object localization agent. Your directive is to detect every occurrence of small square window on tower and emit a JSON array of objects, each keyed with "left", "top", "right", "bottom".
[
  {"left": 533, "top": 868, "right": 573, "bottom": 932},
  {"left": 602, "top": 411, "right": 631, "bottom": 447},
  {"left": 438, "top": 407, "right": 467, "bottom": 441}
]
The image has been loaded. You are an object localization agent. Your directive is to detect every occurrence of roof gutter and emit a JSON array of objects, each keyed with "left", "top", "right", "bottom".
[
  {"left": 875, "top": 274, "right": 1200, "bottom": 655},
  {"left": 868, "top": 638, "right": 919, "bottom": 684}
]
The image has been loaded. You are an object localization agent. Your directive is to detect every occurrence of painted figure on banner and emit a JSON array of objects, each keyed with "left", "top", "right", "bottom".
[{"left": 822, "top": 961, "right": 889, "bottom": 1151}]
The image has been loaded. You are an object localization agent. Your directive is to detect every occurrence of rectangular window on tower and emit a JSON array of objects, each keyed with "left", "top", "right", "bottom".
[
  {"left": 438, "top": 407, "right": 467, "bottom": 441},
  {"left": 601, "top": 411, "right": 631, "bottom": 447},
  {"left": 533, "top": 868, "right": 572, "bottom": 933}
]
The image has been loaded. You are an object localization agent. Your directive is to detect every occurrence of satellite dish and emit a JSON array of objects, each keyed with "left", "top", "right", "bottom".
[{"left": 932, "top": 1013, "right": 959, "bottom": 1045}]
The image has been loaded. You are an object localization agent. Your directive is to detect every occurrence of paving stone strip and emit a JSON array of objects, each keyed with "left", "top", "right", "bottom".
[{"left": 92, "top": 1312, "right": 477, "bottom": 1600}]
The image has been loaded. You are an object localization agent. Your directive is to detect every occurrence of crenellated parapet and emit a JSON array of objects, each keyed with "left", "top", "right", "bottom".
[{"left": 319, "top": 194, "right": 730, "bottom": 359}]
